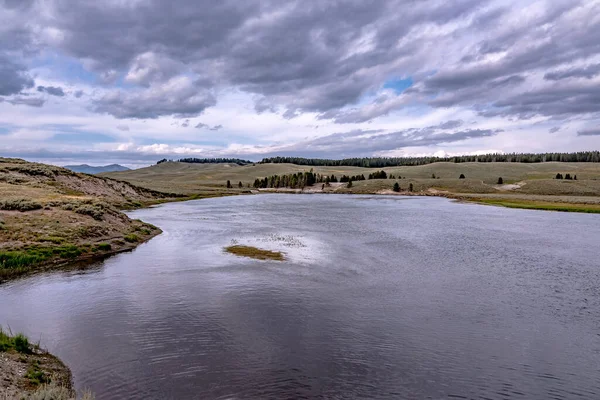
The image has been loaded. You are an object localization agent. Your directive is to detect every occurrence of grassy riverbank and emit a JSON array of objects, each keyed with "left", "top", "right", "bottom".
[
  {"left": 470, "top": 198, "right": 600, "bottom": 213},
  {"left": 0, "top": 158, "right": 179, "bottom": 282},
  {"left": 0, "top": 328, "right": 90, "bottom": 399}
]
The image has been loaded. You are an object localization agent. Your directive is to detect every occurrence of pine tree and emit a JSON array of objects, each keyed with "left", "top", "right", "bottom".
[
  {"left": 347, "top": 180, "right": 353, "bottom": 188},
  {"left": 497, "top": 177, "right": 503, "bottom": 184},
  {"left": 459, "top": 174, "right": 466, "bottom": 179},
  {"left": 409, "top": 183, "right": 414, "bottom": 192},
  {"left": 226, "top": 180, "right": 232, "bottom": 188},
  {"left": 238, "top": 181, "right": 243, "bottom": 188},
  {"left": 393, "top": 182, "right": 400, "bottom": 192}
]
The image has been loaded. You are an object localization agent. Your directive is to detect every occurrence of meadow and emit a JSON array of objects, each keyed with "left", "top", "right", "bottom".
[{"left": 103, "top": 161, "right": 600, "bottom": 211}]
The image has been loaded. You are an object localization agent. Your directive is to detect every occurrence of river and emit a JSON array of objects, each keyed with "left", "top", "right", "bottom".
[{"left": 1, "top": 195, "right": 600, "bottom": 399}]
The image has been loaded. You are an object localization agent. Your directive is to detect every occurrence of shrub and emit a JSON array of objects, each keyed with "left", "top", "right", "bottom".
[
  {"left": 96, "top": 243, "right": 112, "bottom": 251},
  {"left": 14, "top": 333, "right": 31, "bottom": 353},
  {"left": 459, "top": 174, "right": 466, "bottom": 179},
  {"left": 27, "top": 362, "right": 50, "bottom": 385},
  {"left": 0, "top": 199, "right": 43, "bottom": 212},
  {"left": 346, "top": 180, "right": 353, "bottom": 188},
  {"left": 52, "top": 245, "right": 82, "bottom": 259},
  {"left": 0, "top": 328, "right": 31, "bottom": 353},
  {"left": 497, "top": 177, "right": 503, "bottom": 184},
  {"left": 38, "top": 236, "right": 65, "bottom": 244},
  {"left": 74, "top": 204, "right": 105, "bottom": 220},
  {"left": 124, "top": 234, "right": 139, "bottom": 243},
  {"left": 0, "top": 328, "right": 12, "bottom": 351}
]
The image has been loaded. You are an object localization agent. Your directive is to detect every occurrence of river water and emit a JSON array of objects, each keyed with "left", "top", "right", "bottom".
[{"left": 1, "top": 195, "right": 600, "bottom": 399}]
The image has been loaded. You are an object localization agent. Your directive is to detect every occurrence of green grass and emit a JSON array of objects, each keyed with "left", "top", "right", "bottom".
[
  {"left": 0, "top": 245, "right": 85, "bottom": 279},
  {"left": 0, "top": 251, "right": 48, "bottom": 271},
  {"left": 0, "top": 327, "right": 31, "bottom": 353},
  {"left": 37, "top": 236, "right": 66, "bottom": 244},
  {"left": 474, "top": 198, "right": 600, "bottom": 213},
  {"left": 27, "top": 361, "right": 50, "bottom": 385},
  {"left": 225, "top": 245, "right": 285, "bottom": 261},
  {"left": 123, "top": 234, "right": 139, "bottom": 243},
  {"left": 103, "top": 160, "right": 600, "bottom": 192}
]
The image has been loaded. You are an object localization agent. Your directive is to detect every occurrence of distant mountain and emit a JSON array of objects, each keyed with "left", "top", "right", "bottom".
[{"left": 64, "top": 164, "right": 131, "bottom": 174}]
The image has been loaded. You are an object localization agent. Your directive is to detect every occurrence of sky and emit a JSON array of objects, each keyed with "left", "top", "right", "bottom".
[{"left": 0, "top": 0, "right": 599, "bottom": 167}]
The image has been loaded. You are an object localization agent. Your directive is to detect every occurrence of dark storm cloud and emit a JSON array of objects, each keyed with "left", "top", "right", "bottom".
[
  {"left": 37, "top": 86, "right": 66, "bottom": 97},
  {"left": 6, "top": 96, "right": 45, "bottom": 107},
  {"left": 1, "top": 0, "right": 35, "bottom": 10},
  {"left": 2, "top": 0, "right": 599, "bottom": 124},
  {"left": 0, "top": 56, "right": 34, "bottom": 96},
  {"left": 480, "top": 82, "right": 600, "bottom": 119},
  {"left": 195, "top": 122, "right": 223, "bottom": 131},
  {"left": 544, "top": 64, "right": 600, "bottom": 80},
  {"left": 577, "top": 129, "right": 600, "bottom": 137},
  {"left": 26, "top": 0, "right": 493, "bottom": 118},
  {"left": 414, "top": 0, "right": 600, "bottom": 118},
  {"left": 91, "top": 79, "right": 216, "bottom": 119},
  {"left": 434, "top": 120, "right": 464, "bottom": 130},
  {"left": 276, "top": 126, "right": 500, "bottom": 157}
]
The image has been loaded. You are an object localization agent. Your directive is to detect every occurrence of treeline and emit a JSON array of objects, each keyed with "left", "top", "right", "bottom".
[
  {"left": 157, "top": 158, "right": 252, "bottom": 165},
  {"left": 253, "top": 171, "right": 370, "bottom": 188},
  {"left": 252, "top": 169, "right": 410, "bottom": 189},
  {"left": 260, "top": 152, "right": 600, "bottom": 167},
  {"left": 253, "top": 171, "right": 320, "bottom": 189}
]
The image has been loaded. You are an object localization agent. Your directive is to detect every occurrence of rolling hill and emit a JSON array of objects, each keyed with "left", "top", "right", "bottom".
[
  {"left": 103, "top": 160, "right": 600, "bottom": 196},
  {"left": 64, "top": 163, "right": 130, "bottom": 174},
  {"left": 0, "top": 158, "right": 178, "bottom": 281}
]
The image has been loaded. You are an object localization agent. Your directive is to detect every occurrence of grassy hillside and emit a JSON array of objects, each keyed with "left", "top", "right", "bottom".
[
  {"left": 0, "top": 158, "right": 179, "bottom": 282},
  {"left": 64, "top": 163, "right": 130, "bottom": 174},
  {"left": 104, "top": 161, "right": 600, "bottom": 196},
  {"left": 103, "top": 160, "right": 600, "bottom": 213},
  {"left": 103, "top": 161, "right": 370, "bottom": 194}
]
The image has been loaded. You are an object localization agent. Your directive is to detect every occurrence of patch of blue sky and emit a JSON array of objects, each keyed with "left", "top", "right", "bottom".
[
  {"left": 29, "top": 51, "right": 138, "bottom": 90},
  {"left": 352, "top": 76, "right": 413, "bottom": 107},
  {"left": 29, "top": 51, "right": 98, "bottom": 84},
  {"left": 383, "top": 77, "right": 413, "bottom": 94}
]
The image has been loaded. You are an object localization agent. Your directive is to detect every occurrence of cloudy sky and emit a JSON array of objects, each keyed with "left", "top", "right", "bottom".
[{"left": 1, "top": 0, "right": 599, "bottom": 167}]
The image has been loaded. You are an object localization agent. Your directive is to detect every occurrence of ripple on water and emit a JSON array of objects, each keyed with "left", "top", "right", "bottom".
[{"left": 1, "top": 195, "right": 600, "bottom": 399}]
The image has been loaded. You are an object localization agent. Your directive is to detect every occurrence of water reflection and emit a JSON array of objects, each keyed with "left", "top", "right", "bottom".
[{"left": 1, "top": 195, "right": 600, "bottom": 399}]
